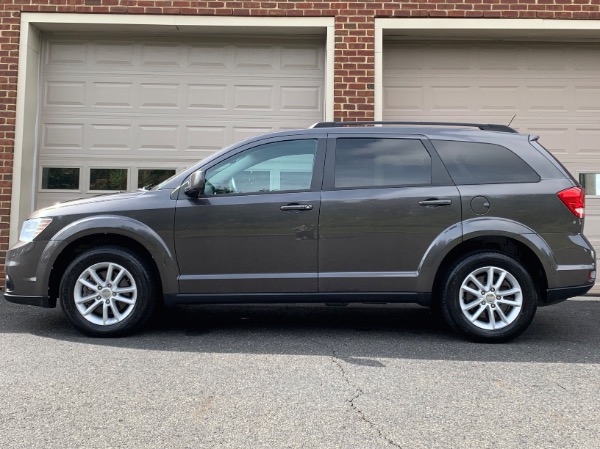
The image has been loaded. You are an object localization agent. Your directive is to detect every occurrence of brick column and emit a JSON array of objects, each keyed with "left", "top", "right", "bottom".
[
  {"left": 0, "top": 8, "right": 19, "bottom": 271},
  {"left": 334, "top": 13, "right": 375, "bottom": 121}
]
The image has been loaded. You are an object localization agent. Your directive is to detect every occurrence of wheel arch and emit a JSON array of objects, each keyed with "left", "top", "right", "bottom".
[
  {"left": 416, "top": 218, "right": 555, "bottom": 304},
  {"left": 42, "top": 215, "right": 179, "bottom": 305},
  {"left": 430, "top": 234, "right": 550, "bottom": 308}
]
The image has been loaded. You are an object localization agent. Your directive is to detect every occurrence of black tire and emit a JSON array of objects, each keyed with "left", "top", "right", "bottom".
[
  {"left": 441, "top": 252, "right": 537, "bottom": 343},
  {"left": 59, "top": 246, "right": 157, "bottom": 337}
]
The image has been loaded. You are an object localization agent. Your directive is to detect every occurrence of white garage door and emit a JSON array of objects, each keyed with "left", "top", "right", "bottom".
[
  {"left": 37, "top": 34, "right": 325, "bottom": 208},
  {"left": 383, "top": 41, "right": 600, "bottom": 290}
]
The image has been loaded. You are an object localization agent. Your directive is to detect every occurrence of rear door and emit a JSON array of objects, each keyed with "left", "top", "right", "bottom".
[{"left": 318, "top": 134, "right": 461, "bottom": 293}]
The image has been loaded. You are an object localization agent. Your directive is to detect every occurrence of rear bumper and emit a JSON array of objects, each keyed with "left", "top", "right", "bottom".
[
  {"left": 543, "top": 284, "right": 594, "bottom": 306},
  {"left": 2, "top": 291, "right": 55, "bottom": 308}
]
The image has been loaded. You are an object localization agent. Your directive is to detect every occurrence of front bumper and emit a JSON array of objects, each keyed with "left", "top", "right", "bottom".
[
  {"left": 4, "top": 240, "right": 55, "bottom": 304},
  {"left": 2, "top": 291, "right": 55, "bottom": 308}
]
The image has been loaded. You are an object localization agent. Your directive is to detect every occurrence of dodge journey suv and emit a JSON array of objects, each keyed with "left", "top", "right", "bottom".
[{"left": 3, "top": 121, "right": 596, "bottom": 342}]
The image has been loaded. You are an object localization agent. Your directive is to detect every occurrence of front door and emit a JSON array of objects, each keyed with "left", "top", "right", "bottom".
[{"left": 174, "top": 138, "right": 324, "bottom": 294}]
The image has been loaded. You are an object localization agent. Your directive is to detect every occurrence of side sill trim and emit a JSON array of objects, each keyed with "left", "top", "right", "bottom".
[
  {"left": 164, "top": 292, "right": 431, "bottom": 307},
  {"left": 179, "top": 271, "right": 417, "bottom": 281}
]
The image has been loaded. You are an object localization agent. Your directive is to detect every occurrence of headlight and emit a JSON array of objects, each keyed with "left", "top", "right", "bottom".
[{"left": 19, "top": 218, "right": 53, "bottom": 242}]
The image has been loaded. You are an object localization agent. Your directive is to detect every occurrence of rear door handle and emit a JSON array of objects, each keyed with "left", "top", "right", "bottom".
[
  {"left": 280, "top": 204, "right": 313, "bottom": 211},
  {"left": 419, "top": 199, "right": 452, "bottom": 207}
]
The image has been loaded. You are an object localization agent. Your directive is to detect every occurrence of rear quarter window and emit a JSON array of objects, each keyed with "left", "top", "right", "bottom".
[{"left": 432, "top": 140, "right": 540, "bottom": 185}]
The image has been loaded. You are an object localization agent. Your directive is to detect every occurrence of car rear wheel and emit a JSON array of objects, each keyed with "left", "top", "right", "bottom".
[
  {"left": 441, "top": 252, "right": 537, "bottom": 343},
  {"left": 59, "top": 246, "right": 157, "bottom": 337}
]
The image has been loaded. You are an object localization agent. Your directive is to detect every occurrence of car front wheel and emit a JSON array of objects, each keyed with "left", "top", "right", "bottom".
[
  {"left": 59, "top": 246, "right": 157, "bottom": 337},
  {"left": 441, "top": 252, "right": 537, "bottom": 343}
]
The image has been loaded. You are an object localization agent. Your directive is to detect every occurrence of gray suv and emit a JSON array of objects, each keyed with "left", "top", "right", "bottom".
[{"left": 3, "top": 122, "right": 596, "bottom": 342}]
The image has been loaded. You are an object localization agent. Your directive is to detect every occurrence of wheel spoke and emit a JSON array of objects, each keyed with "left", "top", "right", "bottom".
[
  {"left": 102, "top": 302, "right": 109, "bottom": 325},
  {"left": 110, "top": 301, "right": 122, "bottom": 322},
  {"left": 461, "top": 300, "right": 482, "bottom": 311},
  {"left": 462, "top": 285, "right": 481, "bottom": 297},
  {"left": 82, "top": 300, "right": 102, "bottom": 316},
  {"left": 112, "top": 268, "right": 126, "bottom": 286},
  {"left": 485, "top": 267, "right": 494, "bottom": 290},
  {"left": 496, "top": 306, "right": 510, "bottom": 324},
  {"left": 497, "top": 287, "right": 521, "bottom": 296},
  {"left": 493, "top": 270, "right": 508, "bottom": 291},
  {"left": 113, "top": 286, "right": 136, "bottom": 294},
  {"left": 75, "top": 292, "right": 99, "bottom": 304},
  {"left": 489, "top": 308, "right": 497, "bottom": 329},
  {"left": 497, "top": 298, "right": 521, "bottom": 307},
  {"left": 77, "top": 278, "right": 98, "bottom": 291},
  {"left": 468, "top": 274, "right": 486, "bottom": 291},
  {"left": 469, "top": 304, "right": 487, "bottom": 322},
  {"left": 105, "top": 263, "right": 115, "bottom": 284},
  {"left": 114, "top": 295, "right": 135, "bottom": 305},
  {"left": 88, "top": 268, "right": 105, "bottom": 287}
]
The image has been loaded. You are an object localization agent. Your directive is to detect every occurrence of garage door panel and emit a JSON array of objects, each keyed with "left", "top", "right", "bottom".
[
  {"left": 46, "top": 40, "right": 87, "bottom": 65},
  {"left": 41, "top": 122, "right": 84, "bottom": 151},
  {"left": 46, "top": 37, "right": 325, "bottom": 76},
  {"left": 575, "top": 87, "right": 600, "bottom": 113},
  {"left": 42, "top": 77, "right": 324, "bottom": 117},
  {"left": 88, "top": 124, "right": 133, "bottom": 152},
  {"left": 44, "top": 81, "right": 86, "bottom": 108}
]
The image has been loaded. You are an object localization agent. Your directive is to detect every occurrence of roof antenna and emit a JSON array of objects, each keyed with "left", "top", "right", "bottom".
[{"left": 507, "top": 114, "right": 516, "bottom": 127}]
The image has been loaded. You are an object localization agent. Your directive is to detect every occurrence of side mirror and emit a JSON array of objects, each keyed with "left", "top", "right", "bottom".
[{"left": 184, "top": 170, "right": 206, "bottom": 197}]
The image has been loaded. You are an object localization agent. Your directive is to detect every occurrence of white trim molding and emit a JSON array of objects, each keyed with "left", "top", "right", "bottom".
[{"left": 11, "top": 13, "right": 335, "bottom": 245}]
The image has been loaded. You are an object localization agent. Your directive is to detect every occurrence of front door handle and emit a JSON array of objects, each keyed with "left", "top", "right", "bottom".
[
  {"left": 419, "top": 199, "right": 452, "bottom": 207},
  {"left": 280, "top": 204, "right": 313, "bottom": 211}
]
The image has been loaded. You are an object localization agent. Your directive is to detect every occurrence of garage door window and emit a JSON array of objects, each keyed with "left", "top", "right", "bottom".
[
  {"left": 334, "top": 138, "right": 432, "bottom": 188},
  {"left": 41, "top": 167, "right": 80, "bottom": 190},
  {"left": 579, "top": 173, "right": 600, "bottom": 196},
  {"left": 138, "top": 169, "right": 177, "bottom": 189},
  {"left": 90, "top": 168, "right": 128, "bottom": 191}
]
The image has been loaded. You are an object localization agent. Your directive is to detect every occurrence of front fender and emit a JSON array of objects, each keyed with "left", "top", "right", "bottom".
[
  {"left": 415, "top": 217, "right": 557, "bottom": 292},
  {"left": 38, "top": 215, "right": 179, "bottom": 295}
]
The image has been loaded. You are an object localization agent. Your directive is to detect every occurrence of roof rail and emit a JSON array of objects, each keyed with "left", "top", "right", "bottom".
[{"left": 310, "top": 121, "right": 518, "bottom": 133}]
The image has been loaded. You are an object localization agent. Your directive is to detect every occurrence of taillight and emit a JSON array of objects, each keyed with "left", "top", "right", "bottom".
[{"left": 557, "top": 186, "right": 585, "bottom": 218}]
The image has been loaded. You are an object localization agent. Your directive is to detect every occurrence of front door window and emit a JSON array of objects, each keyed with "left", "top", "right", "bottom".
[{"left": 204, "top": 139, "right": 318, "bottom": 195}]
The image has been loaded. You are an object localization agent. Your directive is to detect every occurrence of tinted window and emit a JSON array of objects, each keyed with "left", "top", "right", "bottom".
[
  {"left": 138, "top": 169, "right": 176, "bottom": 188},
  {"left": 89, "top": 168, "right": 128, "bottom": 191},
  {"left": 205, "top": 140, "right": 317, "bottom": 195},
  {"left": 41, "top": 167, "right": 80, "bottom": 190},
  {"left": 433, "top": 140, "right": 540, "bottom": 185},
  {"left": 334, "top": 138, "right": 431, "bottom": 188}
]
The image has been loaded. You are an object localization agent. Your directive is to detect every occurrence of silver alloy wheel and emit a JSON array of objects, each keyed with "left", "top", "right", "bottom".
[
  {"left": 73, "top": 262, "right": 137, "bottom": 326},
  {"left": 459, "top": 266, "right": 523, "bottom": 331}
]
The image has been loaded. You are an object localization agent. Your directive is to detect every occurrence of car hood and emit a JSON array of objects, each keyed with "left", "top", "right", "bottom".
[{"left": 33, "top": 191, "right": 149, "bottom": 216}]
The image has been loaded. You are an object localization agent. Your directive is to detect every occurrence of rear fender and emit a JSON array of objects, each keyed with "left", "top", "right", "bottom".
[{"left": 416, "top": 217, "right": 556, "bottom": 292}]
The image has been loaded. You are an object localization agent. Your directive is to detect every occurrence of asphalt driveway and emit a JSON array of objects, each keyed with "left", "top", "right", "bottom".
[{"left": 1, "top": 297, "right": 598, "bottom": 449}]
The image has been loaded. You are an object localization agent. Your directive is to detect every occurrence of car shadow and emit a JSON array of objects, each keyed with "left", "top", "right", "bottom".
[{"left": 1, "top": 299, "right": 598, "bottom": 365}]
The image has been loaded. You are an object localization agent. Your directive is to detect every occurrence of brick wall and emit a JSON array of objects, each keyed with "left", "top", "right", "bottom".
[{"left": 1, "top": 0, "right": 600, "bottom": 276}]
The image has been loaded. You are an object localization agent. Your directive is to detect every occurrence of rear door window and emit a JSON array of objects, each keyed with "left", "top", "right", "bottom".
[
  {"left": 432, "top": 140, "right": 540, "bottom": 185},
  {"left": 334, "top": 138, "right": 432, "bottom": 188}
]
